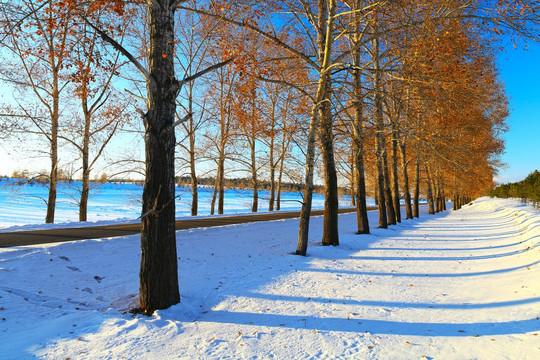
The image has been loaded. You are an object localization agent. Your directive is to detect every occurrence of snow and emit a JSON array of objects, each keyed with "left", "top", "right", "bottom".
[
  {"left": 1, "top": 197, "right": 539, "bottom": 359},
  {"left": 0, "top": 178, "right": 356, "bottom": 231}
]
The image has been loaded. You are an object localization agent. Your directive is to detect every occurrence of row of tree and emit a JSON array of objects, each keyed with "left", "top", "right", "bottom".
[
  {"left": 490, "top": 170, "right": 540, "bottom": 206},
  {"left": 1, "top": 1, "right": 538, "bottom": 314}
]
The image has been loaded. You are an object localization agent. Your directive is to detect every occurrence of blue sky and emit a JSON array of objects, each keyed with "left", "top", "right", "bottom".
[
  {"left": 495, "top": 43, "right": 540, "bottom": 184},
  {"left": 1, "top": 37, "right": 538, "bottom": 185}
]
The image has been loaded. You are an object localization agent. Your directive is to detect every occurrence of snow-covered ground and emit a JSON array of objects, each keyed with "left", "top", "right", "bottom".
[
  {"left": 1, "top": 197, "right": 539, "bottom": 359},
  {"left": 0, "top": 178, "right": 356, "bottom": 230}
]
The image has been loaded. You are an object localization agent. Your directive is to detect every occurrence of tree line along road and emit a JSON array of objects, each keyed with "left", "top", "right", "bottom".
[{"left": 0, "top": 207, "right": 366, "bottom": 248}]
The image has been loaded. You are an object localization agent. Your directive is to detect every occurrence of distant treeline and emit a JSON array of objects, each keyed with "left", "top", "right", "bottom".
[
  {"left": 5, "top": 172, "right": 332, "bottom": 194},
  {"left": 490, "top": 170, "right": 540, "bottom": 207},
  {"left": 176, "top": 176, "right": 328, "bottom": 194}
]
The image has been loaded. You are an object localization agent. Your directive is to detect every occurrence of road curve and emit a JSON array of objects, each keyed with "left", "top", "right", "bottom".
[{"left": 0, "top": 207, "right": 369, "bottom": 248}]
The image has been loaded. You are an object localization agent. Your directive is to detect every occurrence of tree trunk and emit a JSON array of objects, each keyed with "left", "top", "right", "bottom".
[
  {"left": 436, "top": 180, "right": 442, "bottom": 213},
  {"left": 320, "top": 87, "right": 339, "bottom": 246},
  {"left": 425, "top": 165, "right": 435, "bottom": 215},
  {"left": 399, "top": 141, "right": 413, "bottom": 219},
  {"left": 250, "top": 138, "right": 258, "bottom": 213},
  {"left": 79, "top": 105, "right": 91, "bottom": 222},
  {"left": 210, "top": 170, "right": 218, "bottom": 215},
  {"left": 139, "top": 3, "right": 180, "bottom": 314},
  {"left": 413, "top": 155, "right": 420, "bottom": 218},
  {"left": 269, "top": 145, "right": 276, "bottom": 211},
  {"left": 45, "top": 72, "right": 59, "bottom": 224},
  {"left": 296, "top": 104, "right": 319, "bottom": 255},
  {"left": 383, "top": 150, "right": 396, "bottom": 225},
  {"left": 442, "top": 187, "right": 447, "bottom": 211},
  {"left": 391, "top": 126, "right": 401, "bottom": 223},
  {"left": 268, "top": 103, "right": 276, "bottom": 211},
  {"left": 217, "top": 152, "right": 225, "bottom": 214},
  {"left": 350, "top": 27, "right": 369, "bottom": 234},
  {"left": 296, "top": 0, "right": 336, "bottom": 255},
  {"left": 372, "top": 28, "right": 387, "bottom": 229},
  {"left": 350, "top": 152, "right": 356, "bottom": 207},
  {"left": 276, "top": 138, "right": 286, "bottom": 211},
  {"left": 188, "top": 89, "right": 198, "bottom": 216},
  {"left": 189, "top": 139, "right": 198, "bottom": 216},
  {"left": 354, "top": 142, "right": 369, "bottom": 234},
  {"left": 375, "top": 154, "right": 387, "bottom": 228}
]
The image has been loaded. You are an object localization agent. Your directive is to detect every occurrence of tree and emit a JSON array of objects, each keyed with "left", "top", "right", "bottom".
[
  {"left": 181, "top": 0, "right": 342, "bottom": 254},
  {"left": 0, "top": 0, "right": 75, "bottom": 223},
  {"left": 65, "top": 7, "right": 129, "bottom": 221},
  {"left": 83, "top": 0, "right": 231, "bottom": 314}
]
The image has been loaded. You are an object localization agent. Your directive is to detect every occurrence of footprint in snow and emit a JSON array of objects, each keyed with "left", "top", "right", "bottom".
[
  {"left": 58, "top": 256, "right": 70, "bottom": 262},
  {"left": 67, "top": 266, "right": 81, "bottom": 272}
]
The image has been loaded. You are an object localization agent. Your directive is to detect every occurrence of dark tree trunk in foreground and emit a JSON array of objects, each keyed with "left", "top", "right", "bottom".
[{"left": 139, "top": 3, "right": 180, "bottom": 314}]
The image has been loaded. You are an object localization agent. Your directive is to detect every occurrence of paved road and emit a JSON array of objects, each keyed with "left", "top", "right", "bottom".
[{"left": 0, "top": 207, "right": 368, "bottom": 248}]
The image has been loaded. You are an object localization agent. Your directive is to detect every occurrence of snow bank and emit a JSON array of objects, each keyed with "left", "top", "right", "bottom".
[{"left": 0, "top": 197, "right": 539, "bottom": 359}]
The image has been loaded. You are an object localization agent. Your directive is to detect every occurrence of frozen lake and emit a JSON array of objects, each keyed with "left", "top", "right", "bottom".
[{"left": 0, "top": 178, "right": 356, "bottom": 229}]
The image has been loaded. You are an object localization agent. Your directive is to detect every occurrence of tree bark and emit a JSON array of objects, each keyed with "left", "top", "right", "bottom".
[
  {"left": 320, "top": 86, "right": 339, "bottom": 246},
  {"left": 250, "top": 137, "right": 259, "bottom": 212},
  {"left": 425, "top": 165, "right": 435, "bottom": 215},
  {"left": 383, "top": 145, "right": 396, "bottom": 225},
  {"left": 350, "top": 26, "right": 369, "bottom": 234},
  {"left": 354, "top": 142, "right": 369, "bottom": 234},
  {"left": 268, "top": 100, "right": 277, "bottom": 211},
  {"left": 276, "top": 132, "right": 287, "bottom": 211},
  {"left": 268, "top": 139, "right": 276, "bottom": 211},
  {"left": 210, "top": 170, "right": 218, "bottom": 215},
  {"left": 296, "top": 103, "right": 319, "bottom": 255},
  {"left": 296, "top": 0, "right": 337, "bottom": 255},
  {"left": 350, "top": 152, "right": 356, "bottom": 207},
  {"left": 45, "top": 70, "right": 59, "bottom": 224},
  {"left": 79, "top": 108, "right": 91, "bottom": 222},
  {"left": 217, "top": 151, "right": 225, "bottom": 214},
  {"left": 391, "top": 126, "right": 401, "bottom": 223},
  {"left": 188, "top": 87, "right": 198, "bottom": 216},
  {"left": 399, "top": 141, "right": 413, "bottom": 219},
  {"left": 413, "top": 155, "right": 420, "bottom": 218},
  {"left": 139, "top": 3, "right": 180, "bottom": 314}
]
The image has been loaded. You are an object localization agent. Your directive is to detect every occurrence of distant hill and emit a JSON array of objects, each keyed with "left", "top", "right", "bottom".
[{"left": 490, "top": 170, "right": 540, "bottom": 205}]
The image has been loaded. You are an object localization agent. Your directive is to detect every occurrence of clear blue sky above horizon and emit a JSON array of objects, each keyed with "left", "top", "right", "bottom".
[{"left": 495, "top": 43, "right": 540, "bottom": 184}]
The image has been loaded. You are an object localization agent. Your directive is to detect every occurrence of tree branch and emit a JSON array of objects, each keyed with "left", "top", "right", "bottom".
[
  {"left": 80, "top": 15, "right": 153, "bottom": 86},
  {"left": 180, "top": 58, "right": 234, "bottom": 85}
]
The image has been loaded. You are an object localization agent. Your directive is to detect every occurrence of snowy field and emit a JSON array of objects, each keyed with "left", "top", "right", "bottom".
[
  {"left": 1, "top": 197, "right": 539, "bottom": 359},
  {"left": 0, "top": 178, "right": 354, "bottom": 230}
]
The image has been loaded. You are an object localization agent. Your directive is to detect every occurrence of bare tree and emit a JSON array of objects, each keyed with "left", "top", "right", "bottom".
[
  {"left": 83, "top": 0, "right": 231, "bottom": 314},
  {"left": 0, "top": 0, "right": 76, "bottom": 223}
]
